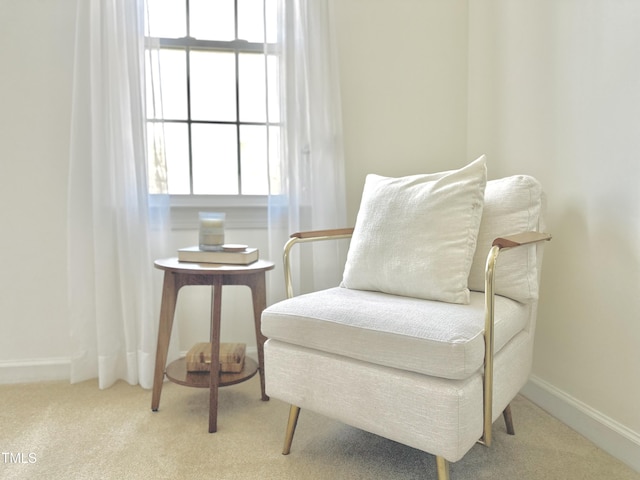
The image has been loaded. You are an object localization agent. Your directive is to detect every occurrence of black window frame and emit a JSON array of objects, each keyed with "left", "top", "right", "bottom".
[{"left": 145, "top": 0, "right": 279, "bottom": 197}]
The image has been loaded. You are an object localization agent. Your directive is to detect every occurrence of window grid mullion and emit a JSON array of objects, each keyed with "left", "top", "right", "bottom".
[
  {"left": 146, "top": 0, "right": 277, "bottom": 196},
  {"left": 186, "top": 0, "right": 195, "bottom": 194},
  {"left": 234, "top": 0, "right": 243, "bottom": 195},
  {"left": 235, "top": 52, "right": 242, "bottom": 195}
]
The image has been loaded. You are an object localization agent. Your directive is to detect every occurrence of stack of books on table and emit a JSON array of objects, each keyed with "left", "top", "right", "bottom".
[{"left": 177, "top": 245, "right": 259, "bottom": 265}]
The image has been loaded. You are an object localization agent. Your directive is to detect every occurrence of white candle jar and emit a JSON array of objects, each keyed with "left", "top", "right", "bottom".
[{"left": 199, "top": 212, "right": 225, "bottom": 251}]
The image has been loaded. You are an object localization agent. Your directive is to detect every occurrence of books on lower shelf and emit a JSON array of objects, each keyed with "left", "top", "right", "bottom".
[
  {"left": 186, "top": 342, "right": 246, "bottom": 373},
  {"left": 177, "top": 246, "right": 259, "bottom": 265}
]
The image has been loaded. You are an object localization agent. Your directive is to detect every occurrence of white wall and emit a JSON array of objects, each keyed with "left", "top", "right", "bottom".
[
  {"left": 467, "top": 0, "right": 640, "bottom": 469},
  {"left": 332, "top": 0, "right": 469, "bottom": 221},
  {"left": 0, "top": 0, "right": 76, "bottom": 381}
]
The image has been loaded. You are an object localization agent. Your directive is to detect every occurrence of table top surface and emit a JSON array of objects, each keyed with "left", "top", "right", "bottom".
[{"left": 155, "top": 257, "right": 275, "bottom": 274}]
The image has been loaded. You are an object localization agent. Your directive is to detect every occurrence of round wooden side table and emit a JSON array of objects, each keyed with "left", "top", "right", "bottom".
[{"left": 150, "top": 257, "right": 275, "bottom": 433}]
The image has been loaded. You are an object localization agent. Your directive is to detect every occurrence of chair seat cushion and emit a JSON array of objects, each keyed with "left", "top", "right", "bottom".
[{"left": 261, "top": 287, "right": 530, "bottom": 380}]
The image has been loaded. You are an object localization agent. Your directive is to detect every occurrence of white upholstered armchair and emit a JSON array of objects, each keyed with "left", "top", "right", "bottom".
[{"left": 261, "top": 157, "right": 551, "bottom": 479}]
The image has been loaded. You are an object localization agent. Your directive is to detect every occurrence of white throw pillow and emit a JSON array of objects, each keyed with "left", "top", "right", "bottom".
[
  {"left": 341, "top": 156, "right": 487, "bottom": 304},
  {"left": 467, "top": 175, "right": 544, "bottom": 303}
]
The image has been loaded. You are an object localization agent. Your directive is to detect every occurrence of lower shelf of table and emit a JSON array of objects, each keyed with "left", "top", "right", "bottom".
[{"left": 165, "top": 357, "right": 258, "bottom": 388}]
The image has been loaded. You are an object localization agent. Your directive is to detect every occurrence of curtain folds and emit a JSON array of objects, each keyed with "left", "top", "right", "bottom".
[
  {"left": 67, "top": 0, "right": 345, "bottom": 388},
  {"left": 68, "top": 0, "right": 169, "bottom": 389},
  {"left": 268, "top": 0, "right": 348, "bottom": 301}
]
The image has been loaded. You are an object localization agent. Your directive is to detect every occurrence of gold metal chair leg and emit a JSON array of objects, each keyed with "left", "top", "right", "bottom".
[
  {"left": 503, "top": 403, "right": 515, "bottom": 435},
  {"left": 282, "top": 405, "right": 301, "bottom": 455},
  {"left": 436, "top": 456, "right": 450, "bottom": 480}
]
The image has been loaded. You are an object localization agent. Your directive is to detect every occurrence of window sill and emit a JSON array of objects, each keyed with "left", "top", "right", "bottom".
[{"left": 167, "top": 195, "right": 268, "bottom": 230}]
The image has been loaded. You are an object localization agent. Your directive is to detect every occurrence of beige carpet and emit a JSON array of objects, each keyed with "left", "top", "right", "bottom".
[{"left": 0, "top": 377, "right": 638, "bottom": 480}]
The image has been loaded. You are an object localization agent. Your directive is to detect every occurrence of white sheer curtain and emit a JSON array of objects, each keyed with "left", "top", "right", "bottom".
[
  {"left": 68, "top": 0, "right": 169, "bottom": 389},
  {"left": 268, "top": 0, "right": 348, "bottom": 301}
]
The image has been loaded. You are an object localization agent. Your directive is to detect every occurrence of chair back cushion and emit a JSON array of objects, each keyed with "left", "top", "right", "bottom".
[
  {"left": 467, "top": 175, "right": 544, "bottom": 303},
  {"left": 341, "top": 156, "right": 486, "bottom": 304}
]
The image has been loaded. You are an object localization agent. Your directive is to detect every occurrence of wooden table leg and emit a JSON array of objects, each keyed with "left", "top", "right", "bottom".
[
  {"left": 208, "top": 278, "right": 223, "bottom": 433},
  {"left": 248, "top": 273, "right": 269, "bottom": 401},
  {"left": 152, "top": 271, "right": 179, "bottom": 412}
]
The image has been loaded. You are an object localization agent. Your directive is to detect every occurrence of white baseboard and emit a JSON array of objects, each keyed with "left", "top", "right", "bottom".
[
  {"left": 0, "top": 357, "right": 70, "bottom": 385},
  {"left": 521, "top": 375, "right": 640, "bottom": 473}
]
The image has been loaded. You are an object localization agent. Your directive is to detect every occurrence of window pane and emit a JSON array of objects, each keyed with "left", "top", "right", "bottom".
[
  {"left": 267, "top": 54, "right": 280, "bottom": 122},
  {"left": 146, "top": 0, "right": 187, "bottom": 38},
  {"left": 239, "top": 53, "right": 266, "bottom": 123},
  {"left": 145, "top": 49, "right": 162, "bottom": 120},
  {"left": 145, "top": 0, "right": 282, "bottom": 197},
  {"left": 268, "top": 125, "right": 282, "bottom": 194},
  {"left": 147, "top": 123, "right": 168, "bottom": 194},
  {"left": 190, "top": 51, "right": 237, "bottom": 122},
  {"left": 157, "top": 49, "right": 188, "bottom": 120},
  {"left": 265, "top": 0, "right": 278, "bottom": 44},
  {"left": 238, "top": 0, "right": 265, "bottom": 43},
  {"left": 240, "top": 125, "right": 268, "bottom": 194},
  {"left": 192, "top": 124, "right": 239, "bottom": 194},
  {"left": 190, "top": 0, "right": 235, "bottom": 41},
  {"left": 162, "top": 122, "right": 191, "bottom": 194}
]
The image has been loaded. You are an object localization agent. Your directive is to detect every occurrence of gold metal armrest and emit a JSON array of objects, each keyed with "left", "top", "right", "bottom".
[
  {"left": 289, "top": 228, "right": 355, "bottom": 240},
  {"left": 481, "top": 231, "right": 551, "bottom": 447},
  {"left": 283, "top": 228, "right": 354, "bottom": 299},
  {"left": 492, "top": 231, "right": 552, "bottom": 249}
]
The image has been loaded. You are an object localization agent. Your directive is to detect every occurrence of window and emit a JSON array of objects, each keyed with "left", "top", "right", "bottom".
[{"left": 145, "top": 0, "right": 280, "bottom": 198}]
